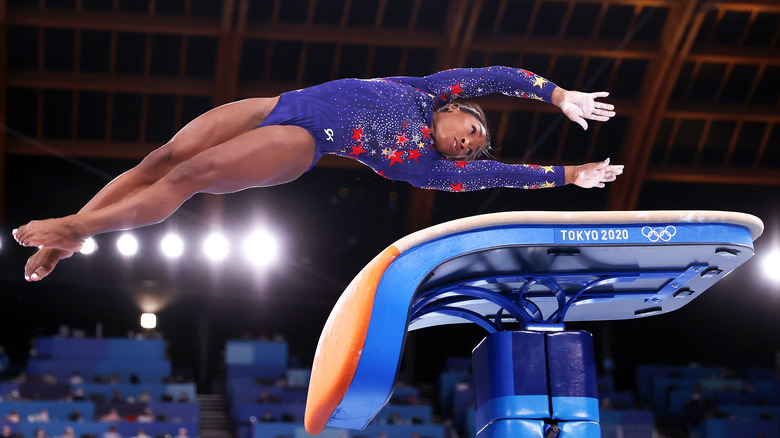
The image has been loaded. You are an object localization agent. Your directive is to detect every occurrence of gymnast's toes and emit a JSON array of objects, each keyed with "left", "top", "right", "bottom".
[{"left": 12, "top": 226, "right": 27, "bottom": 245}]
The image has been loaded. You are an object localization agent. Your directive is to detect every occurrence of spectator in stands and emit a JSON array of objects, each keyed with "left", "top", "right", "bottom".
[
  {"left": 4, "top": 410, "right": 20, "bottom": 423},
  {"left": 56, "top": 426, "right": 76, "bottom": 438},
  {"left": 42, "top": 372, "right": 58, "bottom": 384},
  {"left": 69, "top": 372, "right": 84, "bottom": 386},
  {"left": 137, "top": 408, "right": 154, "bottom": 423},
  {"left": 132, "top": 429, "right": 150, "bottom": 438},
  {"left": 109, "top": 373, "right": 120, "bottom": 384},
  {"left": 257, "top": 390, "right": 281, "bottom": 404},
  {"left": 388, "top": 412, "right": 404, "bottom": 425},
  {"left": 175, "top": 428, "right": 189, "bottom": 438},
  {"left": 1, "top": 425, "right": 22, "bottom": 438},
  {"left": 68, "top": 409, "right": 83, "bottom": 422},
  {"left": 100, "top": 408, "right": 122, "bottom": 422},
  {"left": 28, "top": 409, "right": 50, "bottom": 423},
  {"left": 5, "top": 389, "right": 22, "bottom": 401},
  {"left": 11, "top": 372, "right": 27, "bottom": 384},
  {"left": 70, "top": 387, "right": 86, "bottom": 402},
  {"left": 110, "top": 389, "right": 125, "bottom": 403},
  {"left": 259, "top": 411, "right": 276, "bottom": 423},
  {"left": 103, "top": 426, "right": 121, "bottom": 438},
  {"left": 137, "top": 391, "right": 152, "bottom": 404},
  {"left": 177, "top": 391, "right": 189, "bottom": 403},
  {"left": 32, "top": 427, "right": 47, "bottom": 438}
]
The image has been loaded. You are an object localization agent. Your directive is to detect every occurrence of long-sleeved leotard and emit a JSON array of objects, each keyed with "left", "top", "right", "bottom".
[{"left": 259, "top": 66, "right": 564, "bottom": 192}]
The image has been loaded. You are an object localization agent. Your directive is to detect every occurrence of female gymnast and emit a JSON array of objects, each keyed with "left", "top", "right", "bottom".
[{"left": 13, "top": 66, "right": 623, "bottom": 281}]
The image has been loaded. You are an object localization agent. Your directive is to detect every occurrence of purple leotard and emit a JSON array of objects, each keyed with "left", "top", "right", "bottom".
[{"left": 259, "top": 66, "right": 565, "bottom": 192}]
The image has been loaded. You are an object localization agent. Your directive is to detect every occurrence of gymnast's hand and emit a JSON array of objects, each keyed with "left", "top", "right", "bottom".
[
  {"left": 565, "top": 158, "right": 624, "bottom": 189},
  {"left": 24, "top": 248, "right": 73, "bottom": 282},
  {"left": 551, "top": 88, "right": 616, "bottom": 130}
]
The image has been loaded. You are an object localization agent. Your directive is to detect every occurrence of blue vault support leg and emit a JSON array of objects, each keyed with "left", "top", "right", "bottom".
[
  {"left": 472, "top": 331, "right": 600, "bottom": 438},
  {"left": 547, "top": 331, "right": 600, "bottom": 437}
]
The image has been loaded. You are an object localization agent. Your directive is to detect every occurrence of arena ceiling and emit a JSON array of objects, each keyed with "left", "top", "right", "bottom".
[{"left": 1, "top": 0, "right": 778, "bottom": 230}]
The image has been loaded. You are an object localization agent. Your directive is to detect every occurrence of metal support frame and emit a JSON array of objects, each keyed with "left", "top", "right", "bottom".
[{"left": 411, "top": 263, "right": 708, "bottom": 332}]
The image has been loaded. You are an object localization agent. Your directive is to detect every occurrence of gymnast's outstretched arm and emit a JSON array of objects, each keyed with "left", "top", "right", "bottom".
[
  {"left": 424, "top": 158, "right": 622, "bottom": 192},
  {"left": 393, "top": 66, "right": 615, "bottom": 129}
]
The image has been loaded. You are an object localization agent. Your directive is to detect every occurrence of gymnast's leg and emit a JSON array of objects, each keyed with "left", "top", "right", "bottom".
[
  {"left": 79, "top": 97, "right": 282, "bottom": 209},
  {"left": 15, "top": 124, "right": 315, "bottom": 253},
  {"left": 19, "top": 98, "right": 287, "bottom": 279}
]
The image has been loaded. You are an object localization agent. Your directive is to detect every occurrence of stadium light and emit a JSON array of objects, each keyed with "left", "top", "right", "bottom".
[
  {"left": 244, "top": 230, "right": 279, "bottom": 266},
  {"left": 117, "top": 233, "right": 139, "bottom": 257},
  {"left": 80, "top": 237, "right": 97, "bottom": 255},
  {"left": 160, "top": 234, "right": 184, "bottom": 259},
  {"left": 203, "top": 233, "right": 229, "bottom": 262},
  {"left": 140, "top": 313, "right": 157, "bottom": 329},
  {"left": 762, "top": 249, "right": 780, "bottom": 284}
]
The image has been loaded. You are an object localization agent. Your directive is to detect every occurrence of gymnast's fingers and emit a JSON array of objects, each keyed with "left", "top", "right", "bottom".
[
  {"left": 586, "top": 108, "right": 616, "bottom": 121},
  {"left": 596, "top": 102, "right": 615, "bottom": 111}
]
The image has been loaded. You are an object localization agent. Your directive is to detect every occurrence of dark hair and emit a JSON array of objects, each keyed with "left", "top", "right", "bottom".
[{"left": 437, "top": 100, "right": 492, "bottom": 160}]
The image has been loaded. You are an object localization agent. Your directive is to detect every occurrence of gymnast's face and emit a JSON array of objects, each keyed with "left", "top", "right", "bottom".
[{"left": 432, "top": 104, "right": 488, "bottom": 160}]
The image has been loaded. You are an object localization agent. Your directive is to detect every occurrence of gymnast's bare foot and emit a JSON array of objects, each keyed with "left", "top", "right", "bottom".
[
  {"left": 24, "top": 248, "right": 74, "bottom": 281},
  {"left": 12, "top": 217, "right": 86, "bottom": 253}
]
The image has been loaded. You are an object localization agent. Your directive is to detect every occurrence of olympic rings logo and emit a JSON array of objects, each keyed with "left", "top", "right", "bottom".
[{"left": 641, "top": 225, "right": 677, "bottom": 242}]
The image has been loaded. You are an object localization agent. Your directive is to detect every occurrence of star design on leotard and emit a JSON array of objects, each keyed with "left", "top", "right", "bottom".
[
  {"left": 449, "top": 82, "right": 464, "bottom": 96},
  {"left": 351, "top": 127, "right": 364, "bottom": 141},
  {"left": 541, "top": 181, "right": 556, "bottom": 188},
  {"left": 382, "top": 147, "right": 393, "bottom": 156},
  {"left": 395, "top": 133, "right": 409, "bottom": 145},
  {"left": 540, "top": 165, "right": 555, "bottom": 173},
  {"left": 450, "top": 182, "right": 465, "bottom": 192},
  {"left": 407, "top": 149, "right": 423, "bottom": 162},
  {"left": 454, "top": 161, "right": 467, "bottom": 169},
  {"left": 349, "top": 143, "right": 367, "bottom": 156},
  {"left": 388, "top": 149, "right": 404, "bottom": 166},
  {"left": 519, "top": 69, "right": 533, "bottom": 78},
  {"left": 533, "top": 76, "right": 548, "bottom": 88},
  {"left": 420, "top": 125, "right": 432, "bottom": 141}
]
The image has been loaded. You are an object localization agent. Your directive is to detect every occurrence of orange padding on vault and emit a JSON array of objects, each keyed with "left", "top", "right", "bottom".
[{"left": 304, "top": 245, "right": 400, "bottom": 435}]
